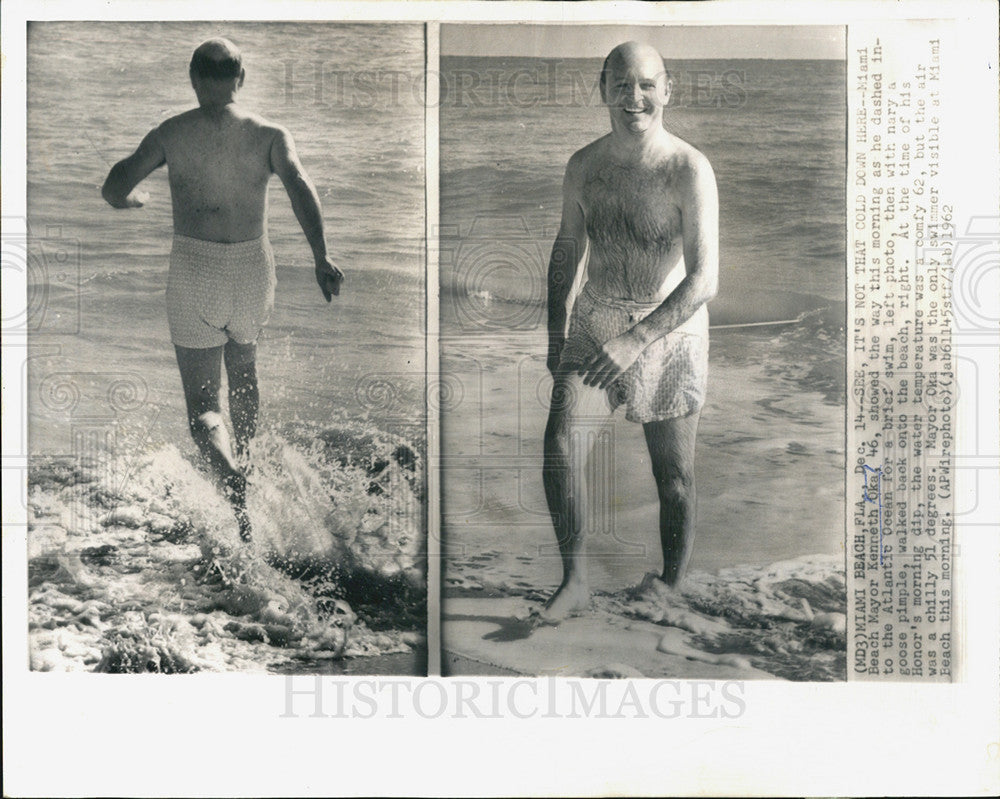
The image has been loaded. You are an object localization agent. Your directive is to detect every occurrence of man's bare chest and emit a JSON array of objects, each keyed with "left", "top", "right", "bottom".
[{"left": 581, "top": 164, "right": 681, "bottom": 251}]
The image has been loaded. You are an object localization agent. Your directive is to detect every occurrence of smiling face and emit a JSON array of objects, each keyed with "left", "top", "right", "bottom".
[{"left": 600, "top": 43, "right": 671, "bottom": 137}]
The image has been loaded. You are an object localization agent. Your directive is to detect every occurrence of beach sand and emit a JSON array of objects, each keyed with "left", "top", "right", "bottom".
[{"left": 443, "top": 557, "right": 846, "bottom": 680}]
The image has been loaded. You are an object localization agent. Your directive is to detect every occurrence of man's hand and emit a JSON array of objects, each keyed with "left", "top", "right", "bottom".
[
  {"left": 121, "top": 190, "right": 150, "bottom": 208},
  {"left": 579, "top": 329, "right": 646, "bottom": 389},
  {"left": 315, "top": 257, "right": 344, "bottom": 302}
]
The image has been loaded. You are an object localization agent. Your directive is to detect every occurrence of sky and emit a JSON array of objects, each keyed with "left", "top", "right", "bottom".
[{"left": 441, "top": 24, "right": 845, "bottom": 60}]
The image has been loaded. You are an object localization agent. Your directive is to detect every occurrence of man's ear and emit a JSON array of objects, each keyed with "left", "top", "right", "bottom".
[
  {"left": 662, "top": 77, "right": 672, "bottom": 107},
  {"left": 237, "top": 67, "right": 246, "bottom": 89}
]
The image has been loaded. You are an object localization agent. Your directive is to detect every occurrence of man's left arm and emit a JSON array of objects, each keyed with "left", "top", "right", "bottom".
[
  {"left": 270, "top": 126, "right": 344, "bottom": 302},
  {"left": 581, "top": 155, "right": 719, "bottom": 390}
]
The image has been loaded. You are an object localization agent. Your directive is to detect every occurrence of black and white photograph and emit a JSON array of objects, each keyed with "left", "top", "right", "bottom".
[
  {"left": 3, "top": 1, "right": 998, "bottom": 797},
  {"left": 440, "top": 24, "right": 849, "bottom": 679},
  {"left": 24, "top": 22, "right": 428, "bottom": 675}
]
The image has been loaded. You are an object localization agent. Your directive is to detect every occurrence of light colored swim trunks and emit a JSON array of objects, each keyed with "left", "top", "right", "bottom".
[
  {"left": 558, "top": 282, "right": 709, "bottom": 423},
  {"left": 166, "top": 234, "right": 276, "bottom": 349}
]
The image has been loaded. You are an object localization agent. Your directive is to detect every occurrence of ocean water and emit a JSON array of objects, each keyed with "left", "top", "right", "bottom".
[
  {"left": 26, "top": 23, "right": 427, "bottom": 673},
  {"left": 439, "top": 57, "right": 847, "bottom": 679}
]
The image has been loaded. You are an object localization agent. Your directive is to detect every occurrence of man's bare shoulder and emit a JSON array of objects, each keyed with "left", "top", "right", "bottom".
[
  {"left": 568, "top": 135, "right": 612, "bottom": 169},
  {"left": 664, "top": 134, "right": 716, "bottom": 183},
  {"left": 565, "top": 135, "right": 613, "bottom": 188},
  {"left": 234, "top": 108, "right": 287, "bottom": 136},
  {"left": 241, "top": 113, "right": 297, "bottom": 161},
  {"left": 157, "top": 108, "right": 200, "bottom": 136}
]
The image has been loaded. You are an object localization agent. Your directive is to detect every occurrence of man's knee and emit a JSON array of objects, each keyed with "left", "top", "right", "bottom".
[
  {"left": 190, "top": 410, "right": 225, "bottom": 436},
  {"left": 544, "top": 421, "right": 568, "bottom": 461},
  {"left": 225, "top": 341, "right": 257, "bottom": 375},
  {"left": 654, "top": 467, "right": 695, "bottom": 505}
]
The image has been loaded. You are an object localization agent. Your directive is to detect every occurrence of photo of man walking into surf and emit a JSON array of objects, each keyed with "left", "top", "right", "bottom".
[
  {"left": 101, "top": 38, "right": 344, "bottom": 540},
  {"left": 27, "top": 22, "right": 426, "bottom": 675}
]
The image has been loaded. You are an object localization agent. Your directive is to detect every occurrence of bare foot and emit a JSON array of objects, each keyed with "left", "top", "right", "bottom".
[
  {"left": 535, "top": 580, "right": 591, "bottom": 624},
  {"left": 635, "top": 572, "right": 673, "bottom": 601}
]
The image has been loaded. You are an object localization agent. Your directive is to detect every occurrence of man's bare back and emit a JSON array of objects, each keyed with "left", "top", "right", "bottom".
[{"left": 159, "top": 106, "right": 277, "bottom": 243}]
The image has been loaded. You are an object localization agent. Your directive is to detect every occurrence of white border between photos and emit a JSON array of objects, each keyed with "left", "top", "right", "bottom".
[{"left": 3, "top": 1, "right": 998, "bottom": 796}]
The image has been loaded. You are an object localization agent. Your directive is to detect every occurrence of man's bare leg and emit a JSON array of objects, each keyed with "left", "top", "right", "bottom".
[
  {"left": 223, "top": 339, "right": 259, "bottom": 461},
  {"left": 175, "top": 344, "right": 251, "bottom": 541},
  {"left": 541, "top": 370, "right": 611, "bottom": 621},
  {"left": 643, "top": 411, "right": 701, "bottom": 589}
]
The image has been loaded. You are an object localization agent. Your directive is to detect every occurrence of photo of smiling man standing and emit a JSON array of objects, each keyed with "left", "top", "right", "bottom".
[
  {"left": 440, "top": 24, "right": 847, "bottom": 679},
  {"left": 540, "top": 41, "right": 719, "bottom": 621}
]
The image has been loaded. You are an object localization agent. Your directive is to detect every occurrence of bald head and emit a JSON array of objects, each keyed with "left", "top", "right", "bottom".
[
  {"left": 189, "top": 38, "right": 243, "bottom": 81},
  {"left": 600, "top": 41, "right": 671, "bottom": 101}
]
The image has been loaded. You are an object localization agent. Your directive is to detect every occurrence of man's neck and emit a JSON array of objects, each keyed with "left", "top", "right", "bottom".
[
  {"left": 196, "top": 99, "right": 239, "bottom": 122},
  {"left": 195, "top": 85, "right": 239, "bottom": 109},
  {"left": 608, "top": 124, "right": 667, "bottom": 163}
]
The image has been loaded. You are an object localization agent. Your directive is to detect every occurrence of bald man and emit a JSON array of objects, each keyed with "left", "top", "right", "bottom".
[
  {"left": 102, "top": 39, "right": 343, "bottom": 541},
  {"left": 540, "top": 42, "right": 719, "bottom": 620}
]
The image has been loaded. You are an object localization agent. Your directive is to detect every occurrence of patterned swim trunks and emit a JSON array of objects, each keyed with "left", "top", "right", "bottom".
[
  {"left": 166, "top": 234, "right": 277, "bottom": 349},
  {"left": 558, "top": 282, "right": 709, "bottom": 423}
]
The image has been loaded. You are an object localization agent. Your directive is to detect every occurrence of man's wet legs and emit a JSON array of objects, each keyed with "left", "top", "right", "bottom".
[
  {"left": 541, "top": 370, "right": 611, "bottom": 620},
  {"left": 643, "top": 411, "right": 701, "bottom": 588},
  {"left": 223, "top": 339, "right": 259, "bottom": 461},
  {"left": 174, "top": 344, "right": 252, "bottom": 540}
]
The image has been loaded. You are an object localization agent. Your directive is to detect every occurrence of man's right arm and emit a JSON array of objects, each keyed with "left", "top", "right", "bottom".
[
  {"left": 546, "top": 153, "right": 588, "bottom": 373},
  {"left": 101, "top": 127, "right": 166, "bottom": 208}
]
